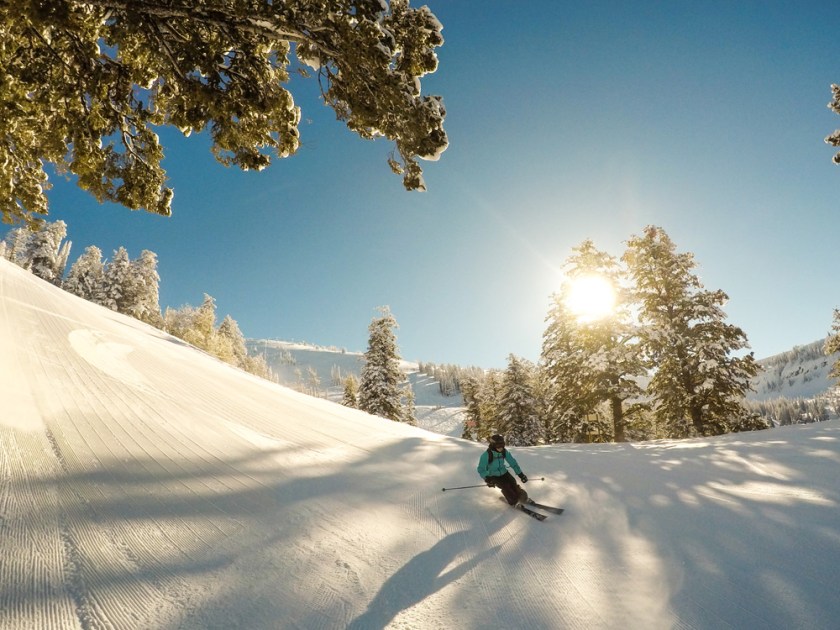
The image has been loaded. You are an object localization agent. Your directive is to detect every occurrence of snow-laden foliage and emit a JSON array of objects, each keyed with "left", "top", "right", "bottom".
[
  {"left": 542, "top": 240, "right": 645, "bottom": 442},
  {"left": 23, "top": 220, "right": 70, "bottom": 284},
  {"left": 64, "top": 245, "right": 106, "bottom": 304},
  {"left": 358, "top": 306, "right": 407, "bottom": 422},
  {"left": 624, "top": 226, "right": 762, "bottom": 437},
  {"left": 101, "top": 246, "right": 133, "bottom": 313},
  {"left": 2, "top": 221, "right": 71, "bottom": 284},
  {"left": 342, "top": 373, "right": 359, "bottom": 408},
  {"left": 826, "top": 308, "right": 840, "bottom": 383},
  {"left": 498, "top": 354, "right": 542, "bottom": 446},
  {"left": 0, "top": 0, "right": 447, "bottom": 225}
]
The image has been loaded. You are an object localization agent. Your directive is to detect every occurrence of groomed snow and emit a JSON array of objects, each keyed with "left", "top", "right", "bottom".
[{"left": 1, "top": 256, "right": 839, "bottom": 629}]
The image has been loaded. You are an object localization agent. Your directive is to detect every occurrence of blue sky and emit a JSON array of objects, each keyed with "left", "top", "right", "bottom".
[{"left": 16, "top": 1, "right": 840, "bottom": 369}]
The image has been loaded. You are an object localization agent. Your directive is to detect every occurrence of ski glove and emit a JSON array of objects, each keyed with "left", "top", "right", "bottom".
[
  {"left": 484, "top": 477, "right": 495, "bottom": 487},
  {"left": 518, "top": 473, "right": 528, "bottom": 483}
]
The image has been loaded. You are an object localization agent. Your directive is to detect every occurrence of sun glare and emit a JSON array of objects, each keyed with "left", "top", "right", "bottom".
[{"left": 565, "top": 275, "right": 616, "bottom": 322}]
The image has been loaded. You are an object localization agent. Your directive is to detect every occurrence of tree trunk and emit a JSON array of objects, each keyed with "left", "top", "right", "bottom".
[{"left": 611, "top": 396, "right": 625, "bottom": 442}]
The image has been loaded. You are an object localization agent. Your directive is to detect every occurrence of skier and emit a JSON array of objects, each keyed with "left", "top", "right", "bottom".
[{"left": 477, "top": 434, "right": 529, "bottom": 506}]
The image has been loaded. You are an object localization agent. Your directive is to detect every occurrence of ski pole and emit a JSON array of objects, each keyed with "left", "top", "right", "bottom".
[{"left": 441, "top": 484, "right": 487, "bottom": 491}]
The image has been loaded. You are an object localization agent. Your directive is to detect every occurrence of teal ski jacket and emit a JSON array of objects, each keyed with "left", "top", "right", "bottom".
[{"left": 477, "top": 448, "right": 522, "bottom": 479}]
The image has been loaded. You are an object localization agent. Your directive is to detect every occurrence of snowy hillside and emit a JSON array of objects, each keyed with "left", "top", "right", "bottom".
[
  {"left": 247, "top": 338, "right": 467, "bottom": 437},
  {"left": 3, "top": 256, "right": 840, "bottom": 629},
  {"left": 748, "top": 339, "right": 839, "bottom": 401}
]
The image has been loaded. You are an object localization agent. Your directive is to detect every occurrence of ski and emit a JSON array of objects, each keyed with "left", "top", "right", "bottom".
[
  {"left": 526, "top": 499, "right": 564, "bottom": 515},
  {"left": 499, "top": 496, "right": 547, "bottom": 521},
  {"left": 517, "top": 504, "right": 547, "bottom": 521}
]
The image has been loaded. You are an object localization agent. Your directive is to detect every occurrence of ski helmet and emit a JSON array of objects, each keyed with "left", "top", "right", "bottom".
[{"left": 489, "top": 434, "right": 505, "bottom": 448}]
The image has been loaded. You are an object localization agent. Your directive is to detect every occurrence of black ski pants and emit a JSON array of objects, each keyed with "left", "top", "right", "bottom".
[{"left": 487, "top": 471, "right": 526, "bottom": 505}]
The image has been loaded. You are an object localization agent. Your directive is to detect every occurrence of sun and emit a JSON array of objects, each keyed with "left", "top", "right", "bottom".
[{"left": 565, "top": 275, "right": 616, "bottom": 322}]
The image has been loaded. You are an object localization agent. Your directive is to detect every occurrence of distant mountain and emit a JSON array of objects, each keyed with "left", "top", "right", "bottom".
[
  {"left": 246, "top": 339, "right": 467, "bottom": 437},
  {"left": 749, "top": 339, "right": 839, "bottom": 402}
]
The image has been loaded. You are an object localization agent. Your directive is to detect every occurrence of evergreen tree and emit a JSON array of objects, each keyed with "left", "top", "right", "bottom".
[
  {"left": 499, "top": 354, "right": 542, "bottom": 446},
  {"left": 540, "top": 293, "right": 596, "bottom": 442},
  {"left": 460, "top": 375, "right": 483, "bottom": 441},
  {"left": 102, "top": 247, "right": 133, "bottom": 313},
  {"left": 401, "top": 382, "right": 417, "bottom": 426},
  {"left": 342, "top": 374, "right": 359, "bottom": 409},
  {"left": 217, "top": 315, "right": 248, "bottom": 366},
  {"left": 623, "top": 226, "right": 760, "bottom": 437},
  {"left": 825, "top": 308, "right": 840, "bottom": 384},
  {"left": 128, "top": 250, "right": 163, "bottom": 327},
  {"left": 477, "top": 370, "right": 504, "bottom": 442},
  {"left": 358, "top": 306, "right": 406, "bottom": 422},
  {"left": 24, "top": 220, "right": 69, "bottom": 284},
  {"left": 542, "top": 240, "right": 644, "bottom": 442},
  {"left": 185, "top": 294, "right": 219, "bottom": 353},
  {"left": 3, "top": 0, "right": 447, "bottom": 225},
  {"left": 3, "top": 227, "right": 31, "bottom": 265},
  {"left": 64, "top": 245, "right": 106, "bottom": 304}
]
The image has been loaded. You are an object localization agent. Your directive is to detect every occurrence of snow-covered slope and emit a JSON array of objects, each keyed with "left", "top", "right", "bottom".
[
  {"left": 247, "top": 338, "right": 466, "bottom": 436},
  {"left": 2, "top": 256, "right": 840, "bottom": 629},
  {"left": 748, "top": 339, "right": 839, "bottom": 401}
]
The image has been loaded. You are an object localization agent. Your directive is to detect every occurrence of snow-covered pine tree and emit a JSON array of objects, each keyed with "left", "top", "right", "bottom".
[
  {"left": 64, "top": 245, "right": 106, "bottom": 304},
  {"left": 24, "top": 220, "right": 69, "bottom": 284},
  {"left": 401, "top": 382, "right": 416, "bottom": 425},
  {"left": 477, "top": 370, "right": 503, "bottom": 442},
  {"left": 3, "top": 1, "right": 447, "bottom": 226},
  {"left": 185, "top": 294, "right": 219, "bottom": 353},
  {"left": 3, "top": 227, "right": 31, "bottom": 266},
  {"left": 358, "top": 306, "right": 406, "bottom": 422},
  {"left": 129, "top": 250, "right": 163, "bottom": 327},
  {"left": 342, "top": 374, "right": 359, "bottom": 408},
  {"left": 217, "top": 315, "right": 248, "bottom": 367},
  {"left": 623, "top": 226, "right": 760, "bottom": 437},
  {"left": 542, "top": 240, "right": 644, "bottom": 442},
  {"left": 825, "top": 309, "right": 840, "bottom": 384},
  {"left": 541, "top": 291, "right": 599, "bottom": 442},
  {"left": 459, "top": 375, "right": 483, "bottom": 440},
  {"left": 102, "top": 247, "right": 133, "bottom": 313},
  {"left": 498, "top": 354, "right": 542, "bottom": 446}
]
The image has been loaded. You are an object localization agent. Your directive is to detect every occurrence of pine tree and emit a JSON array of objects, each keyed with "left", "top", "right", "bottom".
[
  {"left": 826, "top": 309, "right": 840, "bottom": 384},
  {"left": 102, "top": 247, "right": 133, "bottom": 313},
  {"left": 64, "top": 245, "right": 106, "bottom": 304},
  {"left": 185, "top": 294, "right": 219, "bottom": 353},
  {"left": 623, "top": 226, "right": 760, "bottom": 437},
  {"left": 460, "top": 375, "right": 483, "bottom": 440},
  {"left": 342, "top": 374, "right": 359, "bottom": 409},
  {"left": 499, "top": 354, "right": 542, "bottom": 446},
  {"left": 24, "top": 220, "right": 69, "bottom": 284},
  {"left": 401, "top": 382, "right": 417, "bottom": 425},
  {"left": 217, "top": 315, "right": 248, "bottom": 366},
  {"left": 3, "top": 0, "right": 447, "bottom": 225},
  {"left": 542, "top": 240, "right": 645, "bottom": 442},
  {"left": 3, "top": 227, "right": 31, "bottom": 265},
  {"left": 129, "top": 250, "right": 163, "bottom": 327},
  {"left": 358, "top": 306, "right": 406, "bottom": 422}
]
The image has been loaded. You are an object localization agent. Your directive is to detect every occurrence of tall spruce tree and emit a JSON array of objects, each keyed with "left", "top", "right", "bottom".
[
  {"left": 358, "top": 306, "right": 406, "bottom": 422},
  {"left": 499, "top": 354, "right": 542, "bottom": 446},
  {"left": 64, "top": 245, "right": 106, "bottom": 304},
  {"left": 623, "top": 226, "right": 760, "bottom": 437},
  {"left": 128, "top": 250, "right": 163, "bottom": 327},
  {"left": 542, "top": 240, "right": 644, "bottom": 442},
  {"left": 2, "top": 0, "right": 447, "bottom": 225},
  {"left": 826, "top": 309, "right": 840, "bottom": 384},
  {"left": 23, "top": 220, "right": 70, "bottom": 284},
  {"left": 102, "top": 247, "right": 133, "bottom": 313}
]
